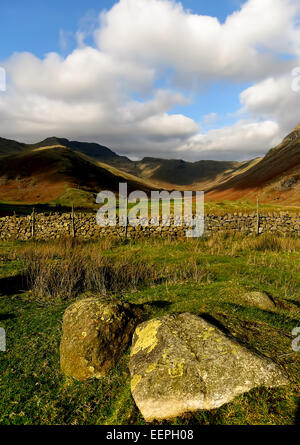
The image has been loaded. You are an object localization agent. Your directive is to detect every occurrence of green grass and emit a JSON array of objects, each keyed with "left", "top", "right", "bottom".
[
  {"left": 204, "top": 199, "right": 300, "bottom": 215},
  {"left": 52, "top": 187, "right": 98, "bottom": 209},
  {"left": 0, "top": 235, "right": 299, "bottom": 425}
]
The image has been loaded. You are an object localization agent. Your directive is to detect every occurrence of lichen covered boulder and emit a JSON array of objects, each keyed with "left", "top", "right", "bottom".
[
  {"left": 129, "top": 313, "right": 288, "bottom": 421},
  {"left": 241, "top": 291, "right": 276, "bottom": 311},
  {"left": 60, "top": 297, "right": 143, "bottom": 381}
]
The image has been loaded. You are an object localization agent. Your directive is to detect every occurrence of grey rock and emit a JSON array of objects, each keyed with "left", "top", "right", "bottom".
[{"left": 129, "top": 313, "right": 288, "bottom": 421}]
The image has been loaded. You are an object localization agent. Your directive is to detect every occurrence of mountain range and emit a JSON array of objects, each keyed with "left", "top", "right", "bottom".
[{"left": 0, "top": 124, "right": 299, "bottom": 208}]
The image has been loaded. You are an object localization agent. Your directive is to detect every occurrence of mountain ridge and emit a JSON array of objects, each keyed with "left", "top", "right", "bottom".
[{"left": 0, "top": 135, "right": 253, "bottom": 189}]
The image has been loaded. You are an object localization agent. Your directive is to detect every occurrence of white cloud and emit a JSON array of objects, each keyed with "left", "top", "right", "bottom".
[
  {"left": 0, "top": 0, "right": 299, "bottom": 161},
  {"left": 176, "top": 120, "right": 281, "bottom": 161},
  {"left": 97, "top": 0, "right": 300, "bottom": 83},
  {"left": 240, "top": 70, "right": 300, "bottom": 135},
  {"left": 6, "top": 48, "right": 154, "bottom": 101},
  {"left": 0, "top": 85, "right": 198, "bottom": 156}
]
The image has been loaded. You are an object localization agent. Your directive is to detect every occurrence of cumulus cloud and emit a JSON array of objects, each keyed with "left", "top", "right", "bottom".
[
  {"left": 6, "top": 49, "right": 154, "bottom": 101},
  {"left": 240, "top": 70, "right": 300, "bottom": 135},
  {"left": 0, "top": 0, "right": 299, "bottom": 160},
  {"left": 176, "top": 120, "right": 281, "bottom": 161},
  {"left": 97, "top": 0, "right": 300, "bottom": 83}
]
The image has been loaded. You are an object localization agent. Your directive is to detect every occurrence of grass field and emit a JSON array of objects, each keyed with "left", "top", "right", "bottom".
[{"left": 0, "top": 234, "right": 299, "bottom": 425}]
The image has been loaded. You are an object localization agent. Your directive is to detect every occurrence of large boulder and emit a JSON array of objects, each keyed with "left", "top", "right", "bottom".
[
  {"left": 60, "top": 297, "right": 143, "bottom": 381},
  {"left": 241, "top": 291, "right": 276, "bottom": 311},
  {"left": 129, "top": 313, "right": 288, "bottom": 421}
]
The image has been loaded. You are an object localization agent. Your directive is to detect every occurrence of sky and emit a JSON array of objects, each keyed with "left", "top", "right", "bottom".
[{"left": 0, "top": 0, "right": 300, "bottom": 161}]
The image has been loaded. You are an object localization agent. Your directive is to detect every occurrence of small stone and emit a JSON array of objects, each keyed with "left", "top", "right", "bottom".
[{"left": 241, "top": 291, "right": 276, "bottom": 311}]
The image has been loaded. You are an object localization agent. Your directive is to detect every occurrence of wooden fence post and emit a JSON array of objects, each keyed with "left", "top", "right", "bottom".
[
  {"left": 71, "top": 204, "right": 76, "bottom": 238},
  {"left": 31, "top": 208, "right": 35, "bottom": 239},
  {"left": 124, "top": 216, "right": 129, "bottom": 242},
  {"left": 256, "top": 196, "right": 260, "bottom": 236}
]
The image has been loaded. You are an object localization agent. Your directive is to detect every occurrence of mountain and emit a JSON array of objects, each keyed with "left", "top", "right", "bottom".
[
  {"left": 29, "top": 137, "right": 120, "bottom": 161},
  {"left": 0, "top": 145, "right": 155, "bottom": 206},
  {"left": 0, "top": 136, "right": 128, "bottom": 163},
  {"left": 0, "top": 125, "right": 299, "bottom": 207},
  {"left": 0, "top": 136, "right": 252, "bottom": 190},
  {"left": 27, "top": 137, "right": 247, "bottom": 188},
  {"left": 207, "top": 124, "right": 300, "bottom": 204},
  {"left": 110, "top": 157, "right": 261, "bottom": 189},
  {"left": 0, "top": 137, "right": 27, "bottom": 158}
]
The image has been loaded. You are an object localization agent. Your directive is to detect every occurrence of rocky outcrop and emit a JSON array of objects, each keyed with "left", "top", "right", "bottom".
[
  {"left": 60, "top": 297, "right": 143, "bottom": 381},
  {"left": 129, "top": 313, "right": 288, "bottom": 421}
]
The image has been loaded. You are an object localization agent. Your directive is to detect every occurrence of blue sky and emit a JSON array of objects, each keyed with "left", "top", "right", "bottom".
[{"left": 0, "top": 0, "right": 298, "bottom": 161}]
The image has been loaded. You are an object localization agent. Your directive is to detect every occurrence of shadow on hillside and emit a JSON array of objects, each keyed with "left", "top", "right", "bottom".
[{"left": 0, "top": 274, "right": 29, "bottom": 295}]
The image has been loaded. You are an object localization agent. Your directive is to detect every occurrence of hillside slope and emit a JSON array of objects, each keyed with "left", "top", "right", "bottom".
[
  {"left": 0, "top": 137, "right": 27, "bottom": 158},
  {"left": 208, "top": 124, "right": 300, "bottom": 204},
  {"left": 0, "top": 145, "right": 155, "bottom": 205}
]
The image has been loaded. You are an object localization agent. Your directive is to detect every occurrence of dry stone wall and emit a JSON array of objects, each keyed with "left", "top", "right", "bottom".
[{"left": 0, "top": 212, "right": 299, "bottom": 241}]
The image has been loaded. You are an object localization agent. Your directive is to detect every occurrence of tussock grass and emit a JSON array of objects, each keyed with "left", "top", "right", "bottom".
[
  {"left": 239, "top": 233, "right": 298, "bottom": 253},
  {"left": 20, "top": 238, "right": 213, "bottom": 299},
  {"left": 22, "top": 240, "right": 156, "bottom": 299},
  {"left": 190, "top": 232, "right": 299, "bottom": 256},
  {"left": 10, "top": 232, "right": 300, "bottom": 300}
]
